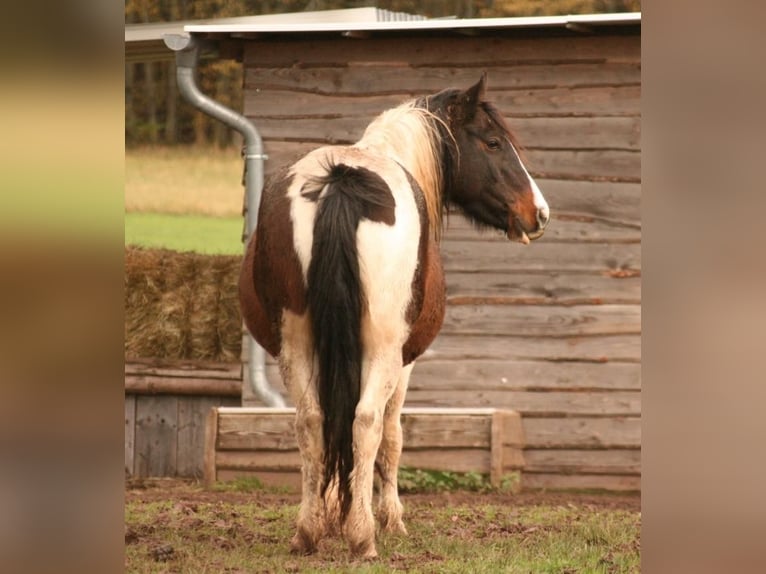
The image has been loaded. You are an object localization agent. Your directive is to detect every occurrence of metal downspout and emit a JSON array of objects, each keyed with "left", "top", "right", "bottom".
[{"left": 163, "top": 33, "right": 286, "bottom": 408}]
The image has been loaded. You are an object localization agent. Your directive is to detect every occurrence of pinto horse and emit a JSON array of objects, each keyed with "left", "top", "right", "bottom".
[{"left": 239, "top": 74, "right": 549, "bottom": 558}]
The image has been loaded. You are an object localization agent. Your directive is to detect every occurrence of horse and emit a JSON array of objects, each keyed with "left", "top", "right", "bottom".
[{"left": 238, "top": 74, "right": 549, "bottom": 559}]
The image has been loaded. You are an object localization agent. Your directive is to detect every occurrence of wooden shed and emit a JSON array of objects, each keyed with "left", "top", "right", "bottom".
[{"left": 128, "top": 12, "right": 641, "bottom": 490}]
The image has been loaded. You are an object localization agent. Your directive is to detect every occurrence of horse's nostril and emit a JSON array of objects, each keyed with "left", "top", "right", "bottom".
[{"left": 537, "top": 207, "right": 550, "bottom": 228}]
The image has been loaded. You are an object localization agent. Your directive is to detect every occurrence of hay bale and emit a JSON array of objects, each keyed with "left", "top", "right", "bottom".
[{"left": 125, "top": 246, "right": 243, "bottom": 361}]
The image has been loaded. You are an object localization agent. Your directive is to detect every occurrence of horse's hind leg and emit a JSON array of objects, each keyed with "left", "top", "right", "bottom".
[
  {"left": 291, "top": 394, "right": 326, "bottom": 554},
  {"left": 281, "top": 315, "right": 326, "bottom": 555},
  {"left": 346, "top": 353, "right": 402, "bottom": 559},
  {"left": 376, "top": 362, "right": 412, "bottom": 535}
]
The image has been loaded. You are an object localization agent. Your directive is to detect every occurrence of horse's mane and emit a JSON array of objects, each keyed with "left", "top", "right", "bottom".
[{"left": 356, "top": 101, "right": 449, "bottom": 241}]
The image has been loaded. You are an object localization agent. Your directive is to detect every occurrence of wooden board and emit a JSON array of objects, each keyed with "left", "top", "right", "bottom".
[
  {"left": 519, "top": 180, "right": 640, "bottom": 224},
  {"left": 216, "top": 409, "right": 523, "bottom": 451},
  {"left": 203, "top": 407, "right": 219, "bottom": 488},
  {"left": 407, "top": 359, "right": 641, "bottom": 391},
  {"left": 244, "top": 63, "right": 641, "bottom": 95},
  {"left": 177, "top": 396, "right": 220, "bottom": 478},
  {"left": 522, "top": 416, "right": 641, "bottom": 449},
  {"left": 444, "top": 272, "right": 641, "bottom": 305},
  {"left": 134, "top": 396, "right": 178, "bottom": 477},
  {"left": 125, "top": 375, "right": 240, "bottom": 397},
  {"left": 523, "top": 472, "right": 640, "bottom": 492},
  {"left": 443, "top": 216, "right": 640, "bottom": 244},
  {"left": 246, "top": 84, "right": 639, "bottom": 120},
  {"left": 211, "top": 408, "right": 523, "bottom": 487},
  {"left": 439, "top": 240, "right": 641, "bottom": 273},
  {"left": 405, "top": 389, "right": 640, "bottom": 417},
  {"left": 125, "top": 395, "right": 136, "bottom": 477},
  {"left": 523, "top": 448, "right": 641, "bottom": 475},
  {"left": 244, "top": 35, "right": 641, "bottom": 68},
  {"left": 125, "top": 359, "right": 242, "bottom": 380},
  {"left": 441, "top": 303, "right": 640, "bottom": 337},
  {"left": 423, "top": 333, "right": 640, "bottom": 362},
  {"left": 217, "top": 411, "right": 296, "bottom": 451}
]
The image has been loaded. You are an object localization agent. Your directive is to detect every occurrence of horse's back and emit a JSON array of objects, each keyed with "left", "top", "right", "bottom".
[{"left": 240, "top": 144, "right": 445, "bottom": 363}]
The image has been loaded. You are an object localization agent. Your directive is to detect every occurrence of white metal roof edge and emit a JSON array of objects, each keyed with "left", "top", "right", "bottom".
[{"left": 184, "top": 11, "right": 640, "bottom": 34}]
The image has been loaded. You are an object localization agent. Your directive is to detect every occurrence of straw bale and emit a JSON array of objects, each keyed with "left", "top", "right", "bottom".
[{"left": 125, "top": 246, "right": 243, "bottom": 361}]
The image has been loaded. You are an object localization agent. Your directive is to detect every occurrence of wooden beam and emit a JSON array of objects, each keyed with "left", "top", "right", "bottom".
[{"left": 203, "top": 407, "right": 219, "bottom": 489}]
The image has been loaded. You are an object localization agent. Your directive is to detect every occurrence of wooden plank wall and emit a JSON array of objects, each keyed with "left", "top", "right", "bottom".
[
  {"left": 241, "top": 30, "right": 641, "bottom": 491},
  {"left": 206, "top": 407, "right": 524, "bottom": 491},
  {"left": 125, "top": 360, "right": 241, "bottom": 478}
]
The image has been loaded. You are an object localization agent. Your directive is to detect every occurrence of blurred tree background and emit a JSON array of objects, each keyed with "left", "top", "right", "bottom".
[{"left": 125, "top": 0, "right": 640, "bottom": 147}]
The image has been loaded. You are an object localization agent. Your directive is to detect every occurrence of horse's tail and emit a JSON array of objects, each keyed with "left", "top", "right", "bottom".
[{"left": 306, "top": 162, "right": 395, "bottom": 525}]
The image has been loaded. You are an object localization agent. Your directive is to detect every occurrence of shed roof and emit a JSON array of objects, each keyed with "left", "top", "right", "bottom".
[
  {"left": 187, "top": 11, "right": 640, "bottom": 36},
  {"left": 126, "top": 10, "right": 640, "bottom": 62}
]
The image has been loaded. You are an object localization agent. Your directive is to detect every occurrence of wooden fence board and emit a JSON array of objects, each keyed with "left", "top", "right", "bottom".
[
  {"left": 244, "top": 35, "right": 641, "bottom": 68},
  {"left": 177, "top": 396, "right": 221, "bottom": 478},
  {"left": 125, "top": 395, "right": 136, "bottom": 477},
  {"left": 525, "top": 148, "right": 640, "bottom": 181},
  {"left": 522, "top": 417, "right": 641, "bottom": 449},
  {"left": 405, "top": 390, "right": 640, "bottom": 416},
  {"left": 125, "top": 359, "right": 241, "bottom": 380},
  {"left": 216, "top": 447, "right": 500, "bottom": 476},
  {"left": 439, "top": 240, "right": 641, "bottom": 273},
  {"left": 441, "top": 304, "right": 640, "bottom": 337},
  {"left": 408, "top": 360, "right": 641, "bottom": 392},
  {"left": 125, "top": 375, "right": 241, "bottom": 397},
  {"left": 530, "top": 180, "right": 640, "bottom": 223},
  {"left": 203, "top": 407, "right": 219, "bottom": 488},
  {"left": 444, "top": 216, "right": 640, "bottom": 243},
  {"left": 134, "top": 396, "right": 178, "bottom": 478},
  {"left": 523, "top": 472, "right": 640, "bottom": 491},
  {"left": 400, "top": 448, "right": 491, "bottom": 474},
  {"left": 245, "top": 62, "right": 641, "bottom": 95},
  {"left": 401, "top": 414, "right": 492, "bottom": 448},
  {"left": 218, "top": 412, "right": 296, "bottom": 450},
  {"left": 523, "top": 448, "right": 641, "bottom": 475},
  {"left": 217, "top": 449, "right": 300, "bottom": 472},
  {"left": 423, "top": 333, "right": 641, "bottom": 362},
  {"left": 444, "top": 272, "right": 641, "bottom": 304},
  {"left": 246, "top": 85, "right": 639, "bottom": 120}
]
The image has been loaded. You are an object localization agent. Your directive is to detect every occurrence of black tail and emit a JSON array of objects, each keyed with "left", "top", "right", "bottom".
[{"left": 306, "top": 162, "right": 395, "bottom": 524}]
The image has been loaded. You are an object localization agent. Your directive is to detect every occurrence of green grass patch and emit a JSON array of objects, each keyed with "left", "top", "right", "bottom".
[
  {"left": 398, "top": 468, "right": 521, "bottom": 494},
  {"left": 125, "top": 212, "right": 244, "bottom": 255}
]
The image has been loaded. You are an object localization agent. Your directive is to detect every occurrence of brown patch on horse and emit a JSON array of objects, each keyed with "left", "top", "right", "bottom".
[
  {"left": 402, "top": 240, "right": 445, "bottom": 365},
  {"left": 401, "top": 166, "right": 446, "bottom": 365},
  {"left": 238, "top": 170, "right": 307, "bottom": 358}
]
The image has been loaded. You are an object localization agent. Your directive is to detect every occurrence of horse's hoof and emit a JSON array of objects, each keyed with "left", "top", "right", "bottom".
[
  {"left": 349, "top": 540, "right": 378, "bottom": 560},
  {"left": 290, "top": 533, "right": 317, "bottom": 555},
  {"left": 382, "top": 520, "right": 408, "bottom": 536}
]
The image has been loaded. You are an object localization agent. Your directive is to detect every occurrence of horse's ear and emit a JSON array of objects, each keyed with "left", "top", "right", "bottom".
[
  {"left": 447, "top": 73, "right": 487, "bottom": 124},
  {"left": 466, "top": 73, "right": 488, "bottom": 103}
]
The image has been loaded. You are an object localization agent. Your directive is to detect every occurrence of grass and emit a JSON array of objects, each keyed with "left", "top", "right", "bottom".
[
  {"left": 125, "top": 482, "right": 641, "bottom": 573},
  {"left": 125, "top": 212, "right": 244, "bottom": 255},
  {"left": 125, "top": 145, "right": 246, "bottom": 254}
]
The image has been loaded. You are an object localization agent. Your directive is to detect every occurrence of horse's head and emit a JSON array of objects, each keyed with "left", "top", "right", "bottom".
[{"left": 428, "top": 74, "right": 549, "bottom": 244}]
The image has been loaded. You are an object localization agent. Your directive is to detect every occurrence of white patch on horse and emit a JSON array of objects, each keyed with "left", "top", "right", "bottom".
[{"left": 510, "top": 142, "right": 550, "bottom": 220}]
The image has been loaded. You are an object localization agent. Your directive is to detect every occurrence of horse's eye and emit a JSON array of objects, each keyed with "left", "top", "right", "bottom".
[{"left": 487, "top": 138, "right": 501, "bottom": 151}]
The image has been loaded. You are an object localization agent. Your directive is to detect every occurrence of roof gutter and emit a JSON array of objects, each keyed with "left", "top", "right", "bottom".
[{"left": 163, "top": 33, "right": 286, "bottom": 408}]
